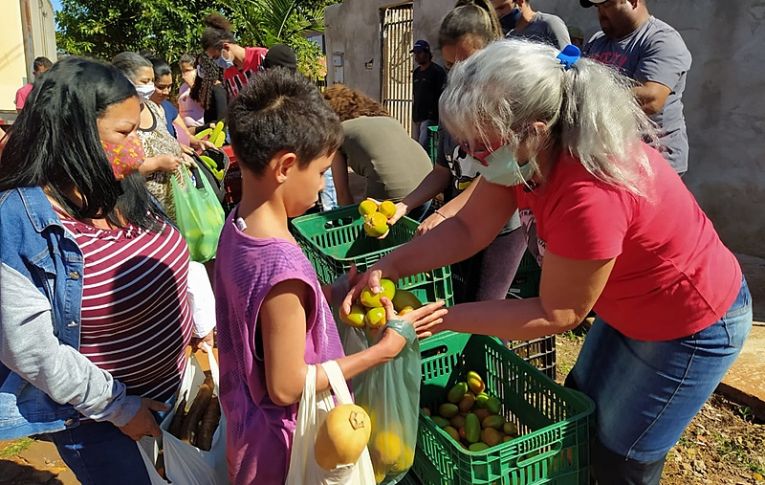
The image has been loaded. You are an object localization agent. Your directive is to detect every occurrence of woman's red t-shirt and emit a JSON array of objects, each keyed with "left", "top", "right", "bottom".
[
  {"left": 223, "top": 46, "right": 268, "bottom": 99},
  {"left": 514, "top": 144, "right": 741, "bottom": 341}
]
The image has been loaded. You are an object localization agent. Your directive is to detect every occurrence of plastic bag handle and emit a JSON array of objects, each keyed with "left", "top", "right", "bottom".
[
  {"left": 320, "top": 361, "right": 353, "bottom": 405},
  {"left": 199, "top": 343, "right": 221, "bottom": 393}
]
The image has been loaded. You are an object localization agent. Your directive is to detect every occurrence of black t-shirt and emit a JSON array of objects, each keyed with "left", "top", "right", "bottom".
[{"left": 412, "top": 62, "right": 447, "bottom": 123}]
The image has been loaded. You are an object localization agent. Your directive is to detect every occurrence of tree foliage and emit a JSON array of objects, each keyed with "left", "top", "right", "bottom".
[{"left": 56, "top": 0, "right": 335, "bottom": 77}]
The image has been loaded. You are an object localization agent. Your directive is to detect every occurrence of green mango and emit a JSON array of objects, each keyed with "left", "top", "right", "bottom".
[
  {"left": 438, "top": 403, "right": 459, "bottom": 418},
  {"left": 468, "top": 442, "right": 489, "bottom": 452},
  {"left": 475, "top": 392, "right": 490, "bottom": 409},
  {"left": 444, "top": 426, "right": 460, "bottom": 442},
  {"left": 464, "top": 413, "right": 480, "bottom": 444},
  {"left": 481, "top": 415, "right": 503, "bottom": 430},
  {"left": 447, "top": 382, "right": 469, "bottom": 404},
  {"left": 486, "top": 396, "right": 501, "bottom": 415},
  {"left": 431, "top": 416, "right": 450, "bottom": 428}
]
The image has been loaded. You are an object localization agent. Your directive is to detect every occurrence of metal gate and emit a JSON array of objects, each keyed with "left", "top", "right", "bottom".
[{"left": 381, "top": 3, "right": 414, "bottom": 135}]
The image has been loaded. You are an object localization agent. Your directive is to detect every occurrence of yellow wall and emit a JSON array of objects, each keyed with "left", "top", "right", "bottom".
[{"left": 0, "top": 1, "right": 28, "bottom": 114}]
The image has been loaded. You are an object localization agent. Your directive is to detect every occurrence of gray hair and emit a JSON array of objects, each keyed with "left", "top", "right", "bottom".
[
  {"left": 112, "top": 52, "right": 153, "bottom": 83},
  {"left": 440, "top": 39, "right": 656, "bottom": 195}
]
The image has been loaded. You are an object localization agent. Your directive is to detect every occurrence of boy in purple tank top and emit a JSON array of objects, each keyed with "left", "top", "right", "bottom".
[{"left": 216, "top": 69, "right": 447, "bottom": 484}]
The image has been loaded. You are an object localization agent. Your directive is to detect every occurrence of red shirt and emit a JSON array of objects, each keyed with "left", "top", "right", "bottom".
[
  {"left": 515, "top": 145, "right": 741, "bottom": 341},
  {"left": 223, "top": 46, "right": 268, "bottom": 99},
  {"left": 59, "top": 213, "right": 193, "bottom": 403},
  {"left": 15, "top": 84, "right": 33, "bottom": 110}
]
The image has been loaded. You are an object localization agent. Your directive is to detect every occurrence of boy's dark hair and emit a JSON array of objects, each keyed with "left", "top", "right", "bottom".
[
  {"left": 0, "top": 57, "right": 162, "bottom": 229},
  {"left": 228, "top": 68, "right": 343, "bottom": 175}
]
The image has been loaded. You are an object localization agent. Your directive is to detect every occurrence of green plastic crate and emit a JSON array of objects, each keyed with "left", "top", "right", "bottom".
[
  {"left": 413, "top": 332, "right": 594, "bottom": 485},
  {"left": 290, "top": 204, "right": 454, "bottom": 305},
  {"left": 508, "top": 251, "right": 541, "bottom": 299},
  {"left": 427, "top": 125, "right": 440, "bottom": 164}
]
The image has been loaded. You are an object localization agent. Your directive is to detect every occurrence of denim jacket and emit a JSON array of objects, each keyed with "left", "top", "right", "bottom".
[{"left": 0, "top": 187, "right": 140, "bottom": 440}]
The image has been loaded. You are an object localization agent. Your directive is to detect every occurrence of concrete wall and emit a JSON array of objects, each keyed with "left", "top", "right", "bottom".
[
  {"left": 326, "top": 0, "right": 765, "bottom": 257},
  {"left": 0, "top": 1, "right": 29, "bottom": 114}
]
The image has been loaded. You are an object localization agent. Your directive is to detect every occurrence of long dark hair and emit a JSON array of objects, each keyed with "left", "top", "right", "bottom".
[
  {"left": 191, "top": 53, "right": 224, "bottom": 110},
  {"left": 439, "top": 0, "right": 502, "bottom": 48},
  {"left": 0, "top": 57, "right": 161, "bottom": 229}
]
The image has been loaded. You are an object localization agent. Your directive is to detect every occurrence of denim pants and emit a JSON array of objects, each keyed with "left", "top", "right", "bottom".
[
  {"left": 416, "top": 119, "right": 437, "bottom": 150},
  {"left": 49, "top": 420, "right": 152, "bottom": 485},
  {"left": 567, "top": 278, "right": 752, "bottom": 484}
]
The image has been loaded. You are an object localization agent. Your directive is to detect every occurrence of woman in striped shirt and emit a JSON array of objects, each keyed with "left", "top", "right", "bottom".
[{"left": 0, "top": 57, "right": 195, "bottom": 485}]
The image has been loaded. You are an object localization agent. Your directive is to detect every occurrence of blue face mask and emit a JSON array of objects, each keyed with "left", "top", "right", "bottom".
[
  {"left": 215, "top": 51, "right": 234, "bottom": 70},
  {"left": 499, "top": 7, "right": 522, "bottom": 32},
  {"left": 479, "top": 144, "right": 536, "bottom": 187}
]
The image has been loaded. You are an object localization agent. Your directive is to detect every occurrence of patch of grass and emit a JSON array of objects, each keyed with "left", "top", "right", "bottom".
[
  {"left": 0, "top": 437, "right": 34, "bottom": 458},
  {"left": 713, "top": 431, "right": 764, "bottom": 475}
]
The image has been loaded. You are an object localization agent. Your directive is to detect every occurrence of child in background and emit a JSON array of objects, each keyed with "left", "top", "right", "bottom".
[{"left": 215, "top": 68, "right": 446, "bottom": 484}]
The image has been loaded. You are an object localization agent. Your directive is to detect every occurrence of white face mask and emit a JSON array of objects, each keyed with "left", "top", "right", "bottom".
[
  {"left": 133, "top": 82, "right": 156, "bottom": 103},
  {"left": 480, "top": 144, "right": 537, "bottom": 187}
]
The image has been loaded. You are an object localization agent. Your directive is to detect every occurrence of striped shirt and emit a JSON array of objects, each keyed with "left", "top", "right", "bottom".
[{"left": 58, "top": 212, "right": 193, "bottom": 403}]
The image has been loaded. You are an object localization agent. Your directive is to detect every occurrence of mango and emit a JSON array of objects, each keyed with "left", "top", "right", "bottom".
[
  {"left": 475, "top": 393, "right": 490, "bottom": 409},
  {"left": 365, "top": 307, "right": 387, "bottom": 329},
  {"left": 467, "top": 371, "right": 485, "bottom": 394},
  {"left": 392, "top": 445, "right": 414, "bottom": 472},
  {"left": 469, "top": 442, "right": 489, "bottom": 452},
  {"left": 364, "top": 212, "right": 389, "bottom": 238},
  {"left": 438, "top": 403, "right": 459, "bottom": 419},
  {"left": 431, "top": 416, "right": 450, "bottom": 428},
  {"left": 458, "top": 393, "right": 475, "bottom": 413},
  {"left": 341, "top": 304, "right": 366, "bottom": 328},
  {"left": 486, "top": 396, "right": 501, "bottom": 415},
  {"left": 503, "top": 435, "right": 513, "bottom": 443},
  {"left": 444, "top": 426, "right": 460, "bottom": 442},
  {"left": 503, "top": 421, "right": 518, "bottom": 436},
  {"left": 378, "top": 200, "right": 396, "bottom": 219},
  {"left": 398, "top": 306, "right": 414, "bottom": 316},
  {"left": 447, "top": 382, "right": 469, "bottom": 404},
  {"left": 392, "top": 289, "right": 423, "bottom": 311},
  {"left": 482, "top": 415, "right": 503, "bottom": 430},
  {"left": 464, "top": 413, "right": 480, "bottom": 444},
  {"left": 421, "top": 407, "right": 431, "bottom": 417},
  {"left": 481, "top": 427, "right": 502, "bottom": 447},
  {"left": 359, "top": 279, "right": 396, "bottom": 308},
  {"left": 373, "top": 431, "right": 403, "bottom": 465},
  {"left": 474, "top": 408, "right": 490, "bottom": 421},
  {"left": 359, "top": 199, "right": 378, "bottom": 216},
  {"left": 450, "top": 415, "right": 466, "bottom": 429},
  {"left": 458, "top": 427, "right": 466, "bottom": 440}
]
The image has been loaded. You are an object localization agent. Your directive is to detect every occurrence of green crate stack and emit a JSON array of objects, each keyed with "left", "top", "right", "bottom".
[
  {"left": 290, "top": 205, "right": 454, "bottom": 306},
  {"left": 412, "top": 332, "right": 594, "bottom": 485},
  {"left": 508, "top": 251, "right": 542, "bottom": 299}
]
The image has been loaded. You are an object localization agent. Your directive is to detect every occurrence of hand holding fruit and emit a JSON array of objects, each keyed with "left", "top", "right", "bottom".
[
  {"left": 359, "top": 198, "right": 398, "bottom": 239},
  {"left": 387, "top": 202, "right": 409, "bottom": 225},
  {"left": 144, "top": 154, "right": 183, "bottom": 174}
]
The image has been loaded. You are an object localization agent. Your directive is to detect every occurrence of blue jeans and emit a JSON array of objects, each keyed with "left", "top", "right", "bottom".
[
  {"left": 416, "top": 119, "right": 437, "bottom": 150},
  {"left": 48, "top": 420, "right": 152, "bottom": 485},
  {"left": 320, "top": 171, "right": 338, "bottom": 212},
  {"left": 567, "top": 278, "right": 752, "bottom": 483}
]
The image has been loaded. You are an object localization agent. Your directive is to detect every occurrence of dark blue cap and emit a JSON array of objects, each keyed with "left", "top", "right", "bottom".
[{"left": 411, "top": 40, "right": 430, "bottom": 52}]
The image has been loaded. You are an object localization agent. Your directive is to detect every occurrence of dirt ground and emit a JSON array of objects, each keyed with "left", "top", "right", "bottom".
[{"left": 557, "top": 332, "right": 765, "bottom": 485}]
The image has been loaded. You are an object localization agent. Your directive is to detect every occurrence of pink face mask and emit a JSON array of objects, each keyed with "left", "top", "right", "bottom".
[{"left": 101, "top": 137, "right": 145, "bottom": 180}]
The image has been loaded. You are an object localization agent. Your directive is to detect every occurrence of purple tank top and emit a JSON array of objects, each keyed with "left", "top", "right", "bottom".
[{"left": 214, "top": 214, "right": 345, "bottom": 484}]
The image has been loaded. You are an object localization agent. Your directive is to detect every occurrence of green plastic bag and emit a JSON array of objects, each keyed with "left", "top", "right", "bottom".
[
  {"left": 353, "top": 320, "right": 421, "bottom": 484},
  {"left": 171, "top": 164, "right": 225, "bottom": 262}
]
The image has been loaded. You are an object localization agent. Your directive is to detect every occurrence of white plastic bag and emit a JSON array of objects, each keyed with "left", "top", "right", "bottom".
[
  {"left": 137, "top": 347, "right": 227, "bottom": 485},
  {"left": 187, "top": 261, "right": 216, "bottom": 338},
  {"left": 285, "top": 361, "right": 375, "bottom": 485}
]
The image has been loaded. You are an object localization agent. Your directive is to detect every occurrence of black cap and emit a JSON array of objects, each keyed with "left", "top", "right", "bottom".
[
  {"left": 263, "top": 44, "right": 297, "bottom": 71},
  {"left": 580, "top": 0, "right": 608, "bottom": 7},
  {"left": 410, "top": 39, "right": 431, "bottom": 52}
]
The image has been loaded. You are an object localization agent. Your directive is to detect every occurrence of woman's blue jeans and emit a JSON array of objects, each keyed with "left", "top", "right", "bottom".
[{"left": 566, "top": 277, "right": 752, "bottom": 484}]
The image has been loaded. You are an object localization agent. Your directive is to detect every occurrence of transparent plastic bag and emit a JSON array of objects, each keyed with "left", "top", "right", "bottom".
[
  {"left": 171, "top": 164, "right": 225, "bottom": 262},
  {"left": 353, "top": 319, "right": 421, "bottom": 484}
]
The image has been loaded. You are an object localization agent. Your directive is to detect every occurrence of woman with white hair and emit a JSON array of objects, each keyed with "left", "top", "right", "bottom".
[{"left": 345, "top": 40, "right": 751, "bottom": 484}]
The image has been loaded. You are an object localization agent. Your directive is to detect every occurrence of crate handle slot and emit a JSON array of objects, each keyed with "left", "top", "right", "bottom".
[
  {"left": 420, "top": 345, "right": 448, "bottom": 360},
  {"left": 516, "top": 442, "right": 563, "bottom": 468}
]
